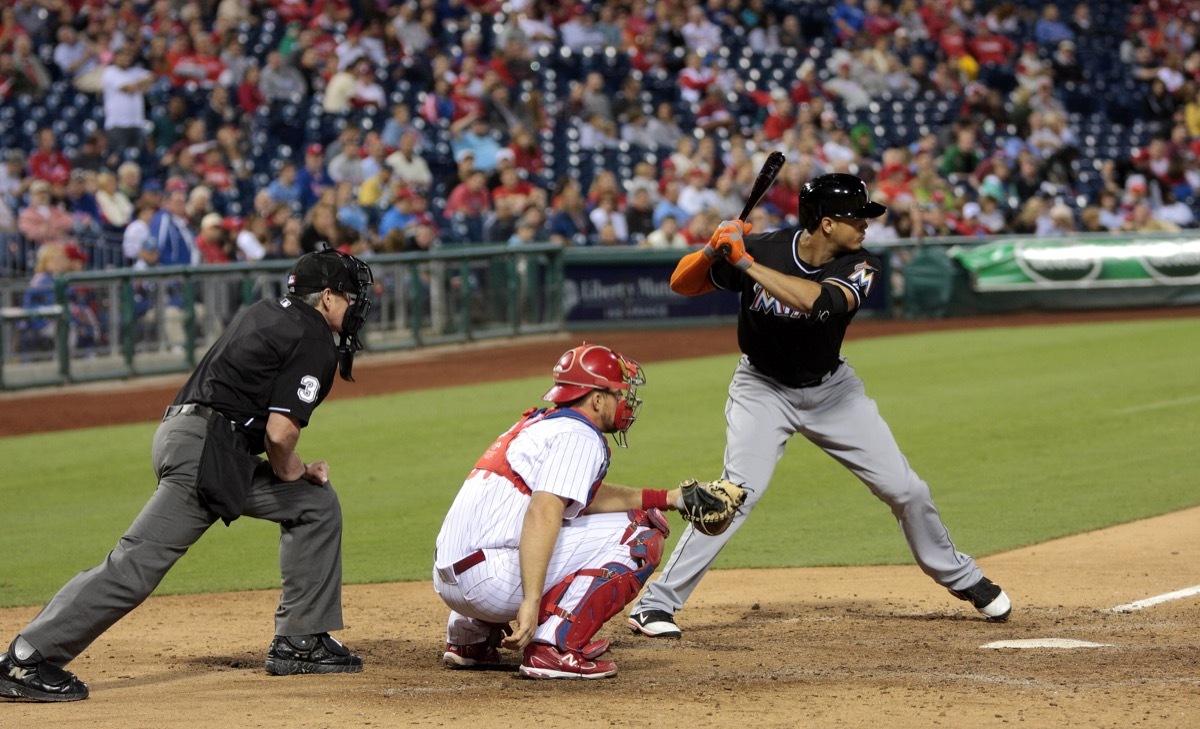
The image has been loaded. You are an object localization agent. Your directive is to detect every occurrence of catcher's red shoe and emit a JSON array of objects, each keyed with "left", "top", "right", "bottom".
[
  {"left": 442, "top": 641, "right": 501, "bottom": 669},
  {"left": 519, "top": 643, "right": 617, "bottom": 680}
]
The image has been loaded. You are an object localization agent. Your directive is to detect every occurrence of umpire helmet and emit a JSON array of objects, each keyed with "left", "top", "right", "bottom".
[
  {"left": 798, "top": 173, "right": 887, "bottom": 232},
  {"left": 287, "top": 248, "right": 375, "bottom": 381}
]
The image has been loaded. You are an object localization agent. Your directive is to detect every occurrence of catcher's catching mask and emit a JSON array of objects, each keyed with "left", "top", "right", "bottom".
[
  {"left": 287, "top": 249, "right": 375, "bottom": 381},
  {"left": 543, "top": 343, "right": 645, "bottom": 447}
]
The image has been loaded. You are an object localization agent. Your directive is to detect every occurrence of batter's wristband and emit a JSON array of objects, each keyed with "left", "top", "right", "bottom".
[{"left": 641, "top": 489, "right": 669, "bottom": 511}]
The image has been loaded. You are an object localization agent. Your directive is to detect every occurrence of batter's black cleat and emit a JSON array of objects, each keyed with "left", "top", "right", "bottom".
[
  {"left": 264, "top": 633, "right": 364, "bottom": 675},
  {"left": 0, "top": 643, "right": 89, "bottom": 702},
  {"left": 627, "top": 609, "right": 682, "bottom": 638},
  {"left": 949, "top": 577, "right": 1012, "bottom": 622}
]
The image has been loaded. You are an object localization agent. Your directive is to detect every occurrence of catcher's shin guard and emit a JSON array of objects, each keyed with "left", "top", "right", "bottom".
[{"left": 539, "top": 509, "right": 668, "bottom": 653}]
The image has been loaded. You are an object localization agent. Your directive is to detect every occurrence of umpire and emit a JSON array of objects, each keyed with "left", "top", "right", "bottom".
[{"left": 0, "top": 249, "right": 374, "bottom": 702}]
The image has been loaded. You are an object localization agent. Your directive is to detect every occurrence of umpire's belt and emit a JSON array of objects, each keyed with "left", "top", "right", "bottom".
[
  {"left": 163, "top": 403, "right": 236, "bottom": 433},
  {"left": 451, "top": 549, "right": 486, "bottom": 576}
]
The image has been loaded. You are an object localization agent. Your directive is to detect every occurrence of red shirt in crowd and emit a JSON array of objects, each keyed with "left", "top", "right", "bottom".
[
  {"left": 28, "top": 150, "right": 72, "bottom": 186},
  {"left": 969, "top": 32, "right": 1016, "bottom": 66}
]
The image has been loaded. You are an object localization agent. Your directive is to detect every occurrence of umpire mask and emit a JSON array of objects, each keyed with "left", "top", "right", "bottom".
[{"left": 287, "top": 249, "right": 375, "bottom": 381}]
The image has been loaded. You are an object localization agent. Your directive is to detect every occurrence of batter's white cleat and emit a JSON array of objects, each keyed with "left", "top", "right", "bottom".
[
  {"left": 949, "top": 577, "right": 1012, "bottom": 622},
  {"left": 519, "top": 643, "right": 617, "bottom": 679},
  {"left": 627, "top": 609, "right": 682, "bottom": 638}
]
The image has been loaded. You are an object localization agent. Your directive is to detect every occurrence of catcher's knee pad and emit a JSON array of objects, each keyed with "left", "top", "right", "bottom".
[
  {"left": 538, "top": 509, "right": 669, "bottom": 652},
  {"left": 623, "top": 508, "right": 669, "bottom": 569}
]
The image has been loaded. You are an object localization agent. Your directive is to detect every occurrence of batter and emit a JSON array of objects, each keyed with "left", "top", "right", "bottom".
[{"left": 629, "top": 173, "right": 1012, "bottom": 639}]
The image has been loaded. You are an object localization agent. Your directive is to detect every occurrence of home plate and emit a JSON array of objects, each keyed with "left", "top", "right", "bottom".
[{"left": 982, "top": 638, "right": 1114, "bottom": 649}]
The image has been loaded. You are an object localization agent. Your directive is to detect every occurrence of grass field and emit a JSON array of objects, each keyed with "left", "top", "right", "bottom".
[{"left": 2, "top": 317, "right": 1197, "bottom": 608}]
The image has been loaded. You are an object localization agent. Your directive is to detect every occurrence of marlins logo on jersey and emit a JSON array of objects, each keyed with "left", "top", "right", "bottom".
[{"left": 847, "top": 261, "right": 877, "bottom": 297}]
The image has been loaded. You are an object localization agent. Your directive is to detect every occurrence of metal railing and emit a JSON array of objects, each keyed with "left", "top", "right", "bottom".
[{"left": 0, "top": 244, "right": 565, "bottom": 390}]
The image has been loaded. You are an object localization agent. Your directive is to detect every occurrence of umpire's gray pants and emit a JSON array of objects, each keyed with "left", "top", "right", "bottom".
[{"left": 19, "top": 413, "right": 346, "bottom": 666}]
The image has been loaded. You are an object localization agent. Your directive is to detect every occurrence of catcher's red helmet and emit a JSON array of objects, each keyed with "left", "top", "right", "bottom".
[{"left": 543, "top": 343, "right": 645, "bottom": 445}]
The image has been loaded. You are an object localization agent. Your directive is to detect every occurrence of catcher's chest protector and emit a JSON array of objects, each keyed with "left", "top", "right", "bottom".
[{"left": 473, "top": 408, "right": 610, "bottom": 505}]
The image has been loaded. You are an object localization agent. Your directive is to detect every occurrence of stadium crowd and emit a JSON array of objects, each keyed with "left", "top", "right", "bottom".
[{"left": 2, "top": 0, "right": 1200, "bottom": 284}]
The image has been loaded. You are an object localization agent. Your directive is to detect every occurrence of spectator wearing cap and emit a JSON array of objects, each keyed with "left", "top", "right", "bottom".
[
  {"left": 677, "top": 167, "right": 721, "bottom": 217},
  {"left": 822, "top": 58, "right": 871, "bottom": 111},
  {"left": 952, "top": 201, "right": 991, "bottom": 237},
  {"left": 196, "top": 212, "right": 233, "bottom": 263},
  {"left": 296, "top": 143, "right": 335, "bottom": 211},
  {"left": 18, "top": 180, "right": 76, "bottom": 248},
  {"left": 101, "top": 44, "right": 155, "bottom": 154}
]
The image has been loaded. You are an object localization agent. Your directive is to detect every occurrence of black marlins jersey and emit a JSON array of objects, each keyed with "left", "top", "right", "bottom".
[
  {"left": 173, "top": 296, "right": 339, "bottom": 452},
  {"left": 709, "top": 227, "right": 882, "bottom": 387}
]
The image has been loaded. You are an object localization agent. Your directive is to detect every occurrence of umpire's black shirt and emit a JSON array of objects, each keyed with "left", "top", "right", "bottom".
[
  {"left": 173, "top": 296, "right": 339, "bottom": 453},
  {"left": 709, "top": 227, "right": 882, "bottom": 387}
]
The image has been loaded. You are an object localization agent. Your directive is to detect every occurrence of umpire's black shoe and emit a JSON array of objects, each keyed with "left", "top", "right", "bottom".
[
  {"left": 627, "top": 609, "right": 682, "bottom": 638},
  {"left": 0, "top": 644, "right": 89, "bottom": 702},
  {"left": 264, "top": 633, "right": 364, "bottom": 676},
  {"left": 949, "top": 577, "right": 1013, "bottom": 622}
]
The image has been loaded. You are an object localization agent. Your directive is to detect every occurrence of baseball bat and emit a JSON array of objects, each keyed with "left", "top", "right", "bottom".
[{"left": 719, "top": 150, "right": 786, "bottom": 255}]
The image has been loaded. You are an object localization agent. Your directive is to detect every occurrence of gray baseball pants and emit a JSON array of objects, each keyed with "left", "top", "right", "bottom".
[
  {"left": 635, "top": 357, "right": 984, "bottom": 616},
  {"left": 18, "top": 413, "right": 346, "bottom": 666}
]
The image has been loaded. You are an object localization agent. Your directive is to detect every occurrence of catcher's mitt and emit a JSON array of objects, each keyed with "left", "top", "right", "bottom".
[{"left": 679, "top": 478, "right": 747, "bottom": 536}]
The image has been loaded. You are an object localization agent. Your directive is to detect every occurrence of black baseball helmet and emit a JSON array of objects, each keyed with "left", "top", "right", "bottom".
[{"left": 798, "top": 173, "right": 887, "bottom": 232}]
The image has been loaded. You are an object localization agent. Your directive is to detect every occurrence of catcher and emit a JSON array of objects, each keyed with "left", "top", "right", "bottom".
[{"left": 432, "top": 343, "right": 743, "bottom": 679}]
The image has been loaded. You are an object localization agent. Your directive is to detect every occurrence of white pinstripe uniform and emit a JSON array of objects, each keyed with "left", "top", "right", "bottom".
[{"left": 433, "top": 408, "right": 647, "bottom": 647}]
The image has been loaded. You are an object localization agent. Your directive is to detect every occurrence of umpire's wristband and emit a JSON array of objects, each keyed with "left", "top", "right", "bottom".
[{"left": 642, "top": 489, "right": 669, "bottom": 511}]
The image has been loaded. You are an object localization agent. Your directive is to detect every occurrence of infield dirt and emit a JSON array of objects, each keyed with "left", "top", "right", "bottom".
[{"left": 2, "top": 309, "right": 1198, "bottom": 727}]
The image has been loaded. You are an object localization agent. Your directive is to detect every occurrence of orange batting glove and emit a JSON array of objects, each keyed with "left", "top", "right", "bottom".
[
  {"left": 710, "top": 220, "right": 754, "bottom": 270},
  {"left": 703, "top": 219, "right": 753, "bottom": 260}
]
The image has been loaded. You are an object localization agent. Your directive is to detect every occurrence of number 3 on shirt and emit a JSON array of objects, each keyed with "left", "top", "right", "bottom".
[{"left": 297, "top": 375, "right": 320, "bottom": 403}]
